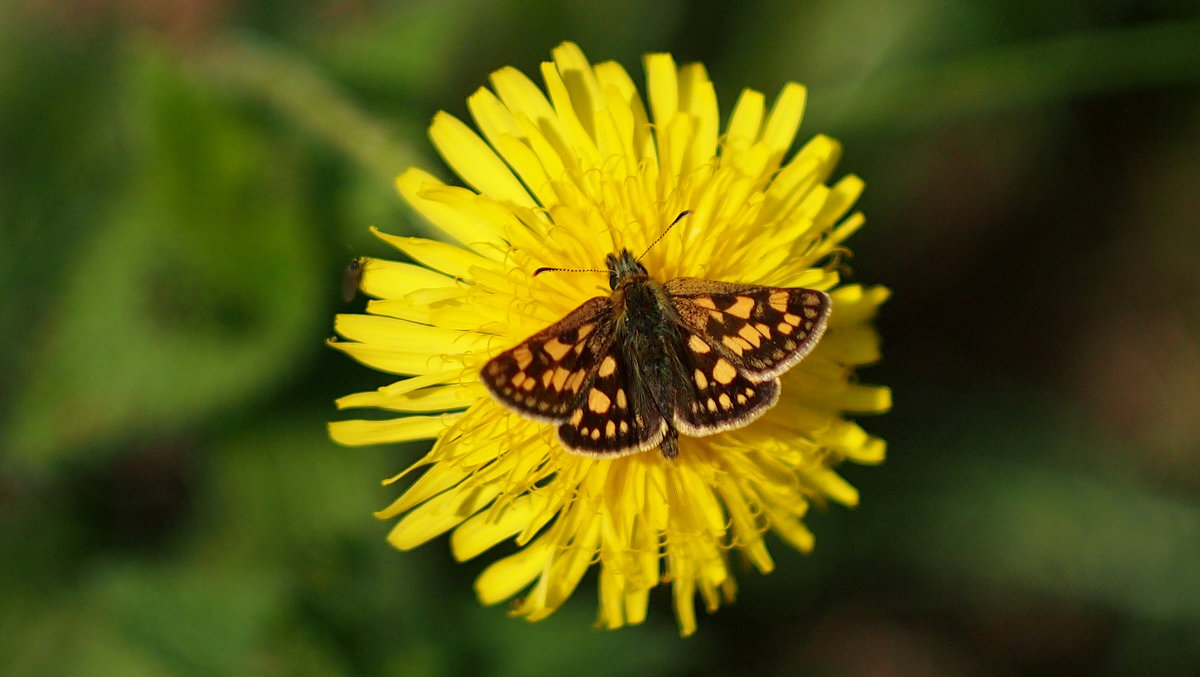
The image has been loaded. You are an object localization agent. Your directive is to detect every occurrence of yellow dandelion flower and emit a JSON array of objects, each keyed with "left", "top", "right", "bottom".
[{"left": 329, "top": 42, "right": 890, "bottom": 636}]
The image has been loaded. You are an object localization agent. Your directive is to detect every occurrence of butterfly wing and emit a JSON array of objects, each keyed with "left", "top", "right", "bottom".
[
  {"left": 664, "top": 278, "right": 831, "bottom": 381},
  {"left": 480, "top": 297, "right": 617, "bottom": 423},
  {"left": 556, "top": 345, "right": 668, "bottom": 457},
  {"left": 481, "top": 297, "right": 666, "bottom": 456},
  {"left": 664, "top": 278, "right": 829, "bottom": 436},
  {"left": 669, "top": 330, "right": 782, "bottom": 436}
]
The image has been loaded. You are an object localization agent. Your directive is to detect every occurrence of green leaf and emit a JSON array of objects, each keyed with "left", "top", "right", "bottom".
[{"left": 3, "top": 46, "right": 323, "bottom": 468}]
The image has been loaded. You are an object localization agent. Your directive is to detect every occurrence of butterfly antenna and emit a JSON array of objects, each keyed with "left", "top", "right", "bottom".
[
  {"left": 636, "top": 210, "right": 693, "bottom": 262},
  {"left": 532, "top": 265, "right": 606, "bottom": 277}
]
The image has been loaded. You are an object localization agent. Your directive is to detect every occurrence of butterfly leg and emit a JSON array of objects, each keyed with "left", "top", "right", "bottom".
[{"left": 659, "top": 426, "right": 679, "bottom": 459}]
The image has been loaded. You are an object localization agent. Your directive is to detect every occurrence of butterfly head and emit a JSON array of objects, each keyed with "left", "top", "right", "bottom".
[{"left": 605, "top": 249, "right": 648, "bottom": 290}]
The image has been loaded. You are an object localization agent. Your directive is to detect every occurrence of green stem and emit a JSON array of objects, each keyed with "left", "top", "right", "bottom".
[{"left": 190, "top": 35, "right": 427, "bottom": 186}]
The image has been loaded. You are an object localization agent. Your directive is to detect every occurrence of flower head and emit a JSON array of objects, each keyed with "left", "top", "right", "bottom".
[{"left": 329, "top": 42, "right": 890, "bottom": 636}]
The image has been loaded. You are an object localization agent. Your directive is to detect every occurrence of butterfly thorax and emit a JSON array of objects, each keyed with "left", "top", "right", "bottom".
[{"left": 604, "top": 249, "right": 679, "bottom": 342}]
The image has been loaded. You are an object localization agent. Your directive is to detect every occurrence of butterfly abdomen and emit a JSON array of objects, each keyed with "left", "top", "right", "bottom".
[{"left": 615, "top": 280, "right": 690, "bottom": 449}]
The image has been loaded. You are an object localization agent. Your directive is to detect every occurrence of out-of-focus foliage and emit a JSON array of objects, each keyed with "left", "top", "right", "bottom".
[{"left": 2, "top": 1, "right": 1199, "bottom": 675}]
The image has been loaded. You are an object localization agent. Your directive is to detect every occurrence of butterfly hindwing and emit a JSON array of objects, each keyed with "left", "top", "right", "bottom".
[
  {"left": 664, "top": 278, "right": 831, "bottom": 381},
  {"left": 480, "top": 297, "right": 616, "bottom": 423},
  {"left": 556, "top": 346, "right": 667, "bottom": 457},
  {"left": 482, "top": 296, "right": 666, "bottom": 457},
  {"left": 671, "top": 327, "right": 781, "bottom": 435}
]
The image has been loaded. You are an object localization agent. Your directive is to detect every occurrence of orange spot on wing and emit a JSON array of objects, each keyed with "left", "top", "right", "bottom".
[
  {"left": 769, "top": 290, "right": 788, "bottom": 312},
  {"left": 738, "top": 323, "right": 762, "bottom": 347},
  {"left": 588, "top": 388, "right": 611, "bottom": 413},
  {"left": 512, "top": 345, "right": 533, "bottom": 369},
  {"left": 598, "top": 355, "right": 617, "bottom": 377},
  {"left": 551, "top": 366, "right": 571, "bottom": 391},
  {"left": 713, "top": 358, "right": 737, "bottom": 384},
  {"left": 722, "top": 335, "right": 751, "bottom": 355},
  {"left": 567, "top": 370, "right": 587, "bottom": 393},
  {"left": 726, "top": 296, "right": 754, "bottom": 319},
  {"left": 543, "top": 338, "right": 572, "bottom": 360}
]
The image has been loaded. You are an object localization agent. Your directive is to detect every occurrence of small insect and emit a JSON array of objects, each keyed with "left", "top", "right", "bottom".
[
  {"left": 481, "top": 214, "right": 831, "bottom": 460},
  {"left": 342, "top": 257, "right": 366, "bottom": 303}
]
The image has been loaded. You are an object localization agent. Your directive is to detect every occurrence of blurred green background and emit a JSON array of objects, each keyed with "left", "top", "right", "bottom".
[{"left": 3, "top": 0, "right": 1199, "bottom": 674}]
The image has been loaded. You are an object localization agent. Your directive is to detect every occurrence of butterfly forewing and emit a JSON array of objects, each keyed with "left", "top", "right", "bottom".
[
  {"left": 665, "top": 279, "right": 831, "bottom": 381},
  {"left": 480, "top": 297, "right": 617, "bottom": 423}
]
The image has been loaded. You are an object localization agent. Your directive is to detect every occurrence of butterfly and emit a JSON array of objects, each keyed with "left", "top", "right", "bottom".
[{"left": 481, "top": 238, "right": 831, "bottom": 460}]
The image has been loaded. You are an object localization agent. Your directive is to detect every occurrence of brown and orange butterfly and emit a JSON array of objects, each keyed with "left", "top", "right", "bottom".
[{"left": 482, "top": 231, "right": 830, "bottom": 460}]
